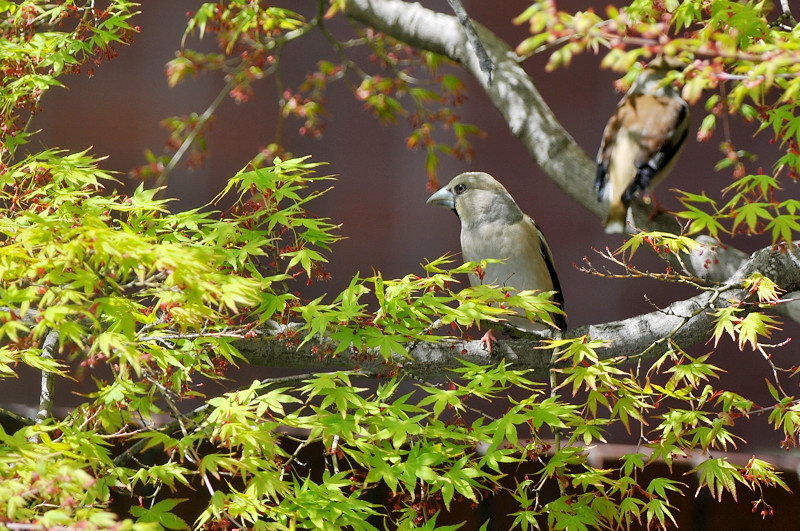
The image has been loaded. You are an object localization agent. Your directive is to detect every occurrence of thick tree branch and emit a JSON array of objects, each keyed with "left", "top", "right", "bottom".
[
  {"left": 236, "top": 243, "right": 800, "bottom": 379},
  {"left": 3, "top": 244, "right": 796, "bottom": 427}
]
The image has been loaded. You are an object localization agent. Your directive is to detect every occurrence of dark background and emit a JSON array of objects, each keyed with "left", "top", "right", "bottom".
[{"left": 6, "top": 1, "right": 800, "bottom": 528}]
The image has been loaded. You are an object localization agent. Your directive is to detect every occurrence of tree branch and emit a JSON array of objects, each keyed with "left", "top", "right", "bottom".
[
  {"left": 445, "top": 0, "right": 494, "bottom": 85},
  {"left": 35, "top": 329, "right": 59, "bottom": 425},
  {"left": 237, "top": 242, "right": 800, "bottom": 378}
]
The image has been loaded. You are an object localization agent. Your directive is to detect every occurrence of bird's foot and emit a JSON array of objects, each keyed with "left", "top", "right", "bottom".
[
  {"left": 646, "top": 193, "right": 664, "bottom": 221},
  {"left": 479, "top": 329, "right": 497, "bottom": 353}
]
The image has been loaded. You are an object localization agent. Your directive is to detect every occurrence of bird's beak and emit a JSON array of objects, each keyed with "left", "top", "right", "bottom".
[{"left": 426, "top": 187, "right": 454, "bottom": 209}]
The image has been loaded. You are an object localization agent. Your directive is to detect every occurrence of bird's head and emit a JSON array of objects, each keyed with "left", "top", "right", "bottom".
[
  {"left": 632, "top": 56, "right": 685, "bottom": 96},
  {"left": 426, "top": 172, "right": 522, "bottom": 229}
]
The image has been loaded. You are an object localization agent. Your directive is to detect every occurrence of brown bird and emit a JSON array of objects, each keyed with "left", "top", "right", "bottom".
[
  {"left": 427, "top": 172, "right": 566, "bottom": 340},
  {"left": 596, "top": 58, "right": 690, "bottom": 233}
]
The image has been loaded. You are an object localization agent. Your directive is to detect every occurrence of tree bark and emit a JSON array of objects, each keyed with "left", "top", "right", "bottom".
[{"left": 236, "top": 242, "right": 800, "bottom": 379}]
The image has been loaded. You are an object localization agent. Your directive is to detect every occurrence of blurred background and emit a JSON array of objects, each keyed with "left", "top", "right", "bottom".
[{"left": 8, "top": 1, "right": 800, "bottom": 527}]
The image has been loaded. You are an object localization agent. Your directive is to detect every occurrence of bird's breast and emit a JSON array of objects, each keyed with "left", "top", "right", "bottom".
[{"left": 460, "top": 221, "right": 554, "bottom": 293}]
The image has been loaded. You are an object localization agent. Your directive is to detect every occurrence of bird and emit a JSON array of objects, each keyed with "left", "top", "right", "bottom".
[
  {"left": 595, "top": 57, "right": 690, "bottom": 234},
  {"left": 426, "top": 171, "right": 566, "bottom": 345}
]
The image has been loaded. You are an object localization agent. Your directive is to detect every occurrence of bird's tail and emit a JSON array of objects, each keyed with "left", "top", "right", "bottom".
[{"left": 604, "top": 202, "right": 627, "bottom": 234}]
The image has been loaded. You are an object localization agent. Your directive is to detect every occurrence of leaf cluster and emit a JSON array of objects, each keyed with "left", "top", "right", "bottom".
[
  {"left": 4, "top": 1, "right": 800, "bottom": 530},
  {"left": 515, "top": 1, "right": 800, "bottom": 246},
  {"left": 0, "top": 0, "right": 138, "bottom": 161},
  {"left": 142, "top": 2, "right": 485, "bottom": 191}
]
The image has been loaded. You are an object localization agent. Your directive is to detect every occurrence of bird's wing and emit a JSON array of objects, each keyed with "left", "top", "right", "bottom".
[
  {"left": 525, "top": 216, "right": 567, "bottom": 331},
  {"left": 596, "top": 92, "right": 689, "bottom": 199},
  {"left": 595, "top": 93, "right": 639, "bottom": 202},
  {"left": 626, "top": 96, "right": 689, "bottom": 199},
  {"left": 621, "top": 94, "right": 689, "bottom": 195},
  {"left": 629, "top": 94, "right": 689, "bottom": 166}
]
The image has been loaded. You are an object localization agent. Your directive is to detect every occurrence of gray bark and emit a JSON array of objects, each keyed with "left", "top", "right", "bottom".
[{"left": 236, "top": 241, "right": 800, "bottom": 379}]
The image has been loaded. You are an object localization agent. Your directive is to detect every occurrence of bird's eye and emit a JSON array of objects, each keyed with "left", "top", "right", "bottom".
[{"left": 453, "top": 183, "right": 467, "bottom": 194}]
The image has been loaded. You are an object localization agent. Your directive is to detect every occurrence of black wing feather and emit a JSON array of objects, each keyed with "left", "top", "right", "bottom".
[{"left": 533, "top": 222, "right": 567, "bottom": 332}]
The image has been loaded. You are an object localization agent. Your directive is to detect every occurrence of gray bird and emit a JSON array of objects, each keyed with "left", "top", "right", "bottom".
[
  {"left": 596, "top": 57, "right": 690, "bottom": 233},
  {"left": 427, "top": 172, "right": 567, "bottom": 337}
]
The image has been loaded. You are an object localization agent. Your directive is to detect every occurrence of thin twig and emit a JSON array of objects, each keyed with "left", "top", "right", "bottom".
[
  {"left": 774, "top": 0, "right": 796, "bottom": 30},
  {"left": 328, "top": 433, "right": 341, "bottom": 474},
  {"left": 148, "top": 377, "right": 191, "bottom": 438},
  {"left": 280, "top": 431, "right": 313, "bottom": 481},
  {"left": 152, "top": 76, "right": 234, "bottom": 191},
  {"left": 580, "top": 246, "right": 720, "bottom": 290},
  {"left": 137, "top": 329, "right": 250, "bottom": 343},
  {"left": 445, "top": 0, "right": 493, "bottom": 85},
  {"left": 0, "top": 407, "right": 35, "bottom": 427}
]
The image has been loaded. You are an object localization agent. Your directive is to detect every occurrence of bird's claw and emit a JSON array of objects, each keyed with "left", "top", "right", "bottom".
[{"left": 479, "top": 329, "right": 497, "bottom": 354}]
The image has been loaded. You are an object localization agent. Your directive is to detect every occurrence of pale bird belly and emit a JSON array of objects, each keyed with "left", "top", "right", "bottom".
[
  {"left": 461, "top": 229, "right": 552, "bottom": 293},
  {"left": 606, "top": 132, "right": 639, "bottom": 202}
]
